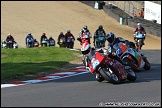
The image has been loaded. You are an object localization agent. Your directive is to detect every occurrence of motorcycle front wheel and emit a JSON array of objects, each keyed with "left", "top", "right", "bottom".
[
  {"left": 98, "top": 65, "right": 120, "bottom": 84},
  {"left": 126, "top": 69, "right": 137, "bottom": 81},
  {"left": 143, "top": 58, "right": 151, "bottom": 70}
]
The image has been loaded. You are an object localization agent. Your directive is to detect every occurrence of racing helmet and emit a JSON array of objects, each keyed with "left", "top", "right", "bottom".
[
  {"left": 98, "top": 25, "right": 103, "bottom": 29},
  {"left": 67, "top": 30, "right": 71, "bottom": 33},
  {"left": 83, "top": 25, "right": 88, "bottom": 30},
  {"left": 137, "top": 23, "right": 142, "bottom": 28},
  {"left": 28, "top": 32, "right": 31, "bottom": 35},
  {"left": 81, "top": 42, "right": 91, "bottom": 55},
  {"left": 60, "top": 32, "right": 63, "bottom": 35},
  {"left": 106, "top": 32, "right": 116, "bottom": 43}
]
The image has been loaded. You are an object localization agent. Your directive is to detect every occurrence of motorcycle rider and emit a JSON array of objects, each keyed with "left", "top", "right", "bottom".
[
  {"left": 93, "top": 25, "right": 106, "bottom": 46},
  {"left": 6, "top": 34, "right": 14, "bottom": 48},
  {"left": 57, "top": 32, "right": 66, "bottom": 45},
  {"left": 64, "top": 30, "right": 75, "bottom": 48},
  {"left": 106, "top": 32, "right": 146, "bottom": 63},
  {"left": 25, "top": 32, "right": 34, "bottom": 47},
  {"left": 77, "top": 25, "right": 92, "bottom": 44},
  {"left": 40, "top": 32, "right": 48, "bottom": 46},
  {"left": 48, "top": 36, "right": 55, "bottom": 46},
  {"left": 133, "top": 23, "right": 146, "bottom": 45}
]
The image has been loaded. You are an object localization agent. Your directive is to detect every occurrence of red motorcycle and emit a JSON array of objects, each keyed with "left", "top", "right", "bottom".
[
  {"left": 86, "top": 50, "right": 137, "bottom": 84},
  {"left": 81, "top": 33, "right": 91, "bottom": 45},
  {"left": 66, "top": 36, "right": 75, "bottom": 49}
]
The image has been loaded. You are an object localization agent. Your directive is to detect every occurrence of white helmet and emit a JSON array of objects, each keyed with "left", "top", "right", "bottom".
[{"left": 81, "top": 42, "right": 91, "bottom": 55}]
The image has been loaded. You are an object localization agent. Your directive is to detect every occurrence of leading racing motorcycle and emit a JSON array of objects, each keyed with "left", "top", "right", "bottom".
[{"left": 81, "top": 42, "right": 137, "bottom": 84}]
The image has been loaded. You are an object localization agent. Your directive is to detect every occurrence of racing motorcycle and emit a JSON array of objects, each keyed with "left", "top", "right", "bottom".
[
  {"left": 113, "top": 42, "right": 151, "bottom": 72},
  {"left": 81, "top": 42, "right": 137, "bottom": 84},
  {"left": 6, "top": 40, "right": 14, "bottom": 48},
  {"left": 49, "top": 39, "right": 55, "bottom": 46},
  {"left": 58, "top": 37, "right": 66, "bottom": 48},
  {"left": 27, "top": 37, "right": 34, "bottom": 48},
  {"left": 34, "top": 41, "right": 39, "bottom": 47},
  {"left": 1, "top": 42, "right": 7, "bottom": 49},
  {"left": 81, "top": 33, "right": 91, "bottom": 45},
  {"left": 134, "top": 32, "right": 145, "bottom": 50},
  {"left": 66, "top": 36, "right": 75, "bottom": 49},
  {"left": 94, "top": 35, "right": 106, "bottom": 48},
  {"left": 41, "top": 38, "right": 48, "bottom": 47},
  {"left": 13, "top": 41, "right": 18, "bottom": 49}
]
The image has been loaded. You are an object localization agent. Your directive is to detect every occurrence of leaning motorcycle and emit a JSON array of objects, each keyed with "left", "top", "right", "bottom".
[
  {"left": 113, "top": 42, "right": 151, "bottom": 72},
  {"left": 81, "top": 42, "right": 137, "bottom": 84},
  {"left": 134, "top": 32, "right": 145, "bottom": 50}
]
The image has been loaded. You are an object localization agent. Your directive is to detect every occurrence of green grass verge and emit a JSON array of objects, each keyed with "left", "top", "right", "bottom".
[{"left": 1, "top": 46, "right": 81, "bottom": 80}]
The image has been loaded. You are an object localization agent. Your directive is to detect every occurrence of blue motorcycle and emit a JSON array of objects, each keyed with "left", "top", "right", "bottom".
[{"left": 134, "top": 32, "right": 145, "bottom": 50}]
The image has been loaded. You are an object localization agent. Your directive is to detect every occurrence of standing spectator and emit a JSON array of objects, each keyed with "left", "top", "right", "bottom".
[
  {"left": 137, "top": 12, "right": 141, "bottom": 17},
  {"left": 141, "top": 8, "right": 144, "bottom": 18}
]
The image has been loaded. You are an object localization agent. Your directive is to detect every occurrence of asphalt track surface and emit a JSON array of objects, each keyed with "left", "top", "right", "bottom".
[{"left": 1, "top": 49, "right": 161, "bottom": 107}]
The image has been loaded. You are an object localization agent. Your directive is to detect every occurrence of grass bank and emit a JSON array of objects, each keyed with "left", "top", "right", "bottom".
[{"left": 1, "top": 47, "right": 81, "bottom": 81}]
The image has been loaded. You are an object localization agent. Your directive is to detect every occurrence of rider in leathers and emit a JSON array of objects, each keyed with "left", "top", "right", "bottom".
[
  {"left": 40, "top": 32, "right": 48, "bottom": 46},
  {"left": 106, "top": 32, "right": 146, "bottom": 65},
  {"left": 133, "top": 23, "right": 146, "bottom": 45},
  {"left": 93, "top": 25, "right": 106, "bottom": 47},
  {"left": 77, "top": 25, "right": 92, "bottom": 44},
  {"left": 25, "top": 32, "right": 34, "bottom": 47},
  {"left": 6, "top": 34, "right": 14, "bottom": 48}
]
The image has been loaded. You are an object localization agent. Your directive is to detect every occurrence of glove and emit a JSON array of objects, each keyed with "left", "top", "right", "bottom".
[{"left": 57, "top": 42, "right": 59, "bottom": 45}]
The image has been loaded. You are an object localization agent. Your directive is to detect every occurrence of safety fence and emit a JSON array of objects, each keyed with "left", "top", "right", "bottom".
[{"left": 79, "top": 1, "right": 161, "bottom": 37}]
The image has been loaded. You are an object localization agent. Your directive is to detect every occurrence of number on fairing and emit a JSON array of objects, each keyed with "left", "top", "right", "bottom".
[{"left": 92, "top": 60, "right": 100, "bottom": 70}]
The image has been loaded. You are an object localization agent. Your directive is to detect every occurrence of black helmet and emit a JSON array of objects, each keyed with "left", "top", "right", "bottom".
[
  {"left": 67, "top": 30, "right": 71, "bottom": 33},
  {"left": 106, "top": 32, "right": 116, "bottom": 43},
  {"left": 83, "top": 25, "right": 87, "bottom": 30},
  {"left": 98, "top": 25, "right": 103, "bottom": 29}
]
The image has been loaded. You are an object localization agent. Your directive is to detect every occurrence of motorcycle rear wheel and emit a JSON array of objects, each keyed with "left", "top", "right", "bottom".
[{"left": 123, "top": 57, "right": 140, "bottom": 72}]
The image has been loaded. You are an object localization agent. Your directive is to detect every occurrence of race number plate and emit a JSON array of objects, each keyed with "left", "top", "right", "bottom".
[{"left": 92, "top": 60, "right": 100, "bottom": 70}]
